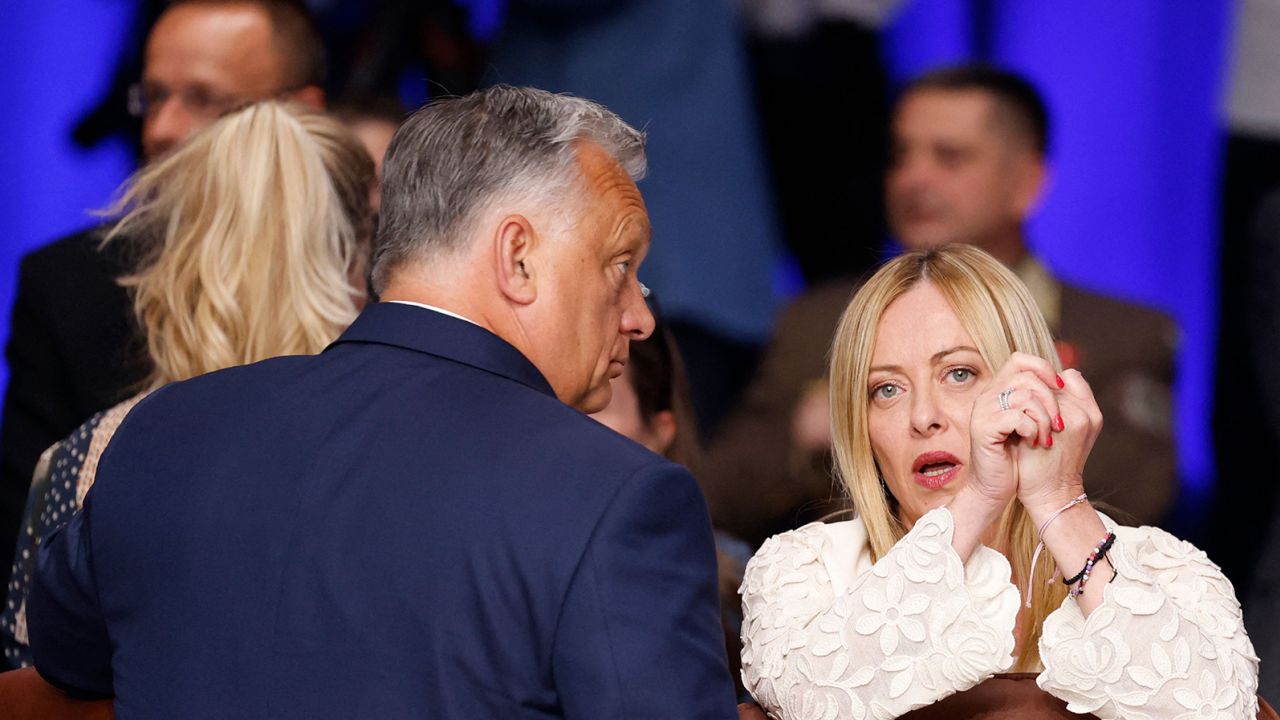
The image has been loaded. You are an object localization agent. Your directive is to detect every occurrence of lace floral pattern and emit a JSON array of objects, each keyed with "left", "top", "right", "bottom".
[
  {"left": 1036, "top": 523, "right": 1259, "bottom": 719},
  {"left": 740, "top": 508, "right": 1019, "bottom": 719},
  {"left": 740, "top": 508, "right": 1259, "bottom": 720}
]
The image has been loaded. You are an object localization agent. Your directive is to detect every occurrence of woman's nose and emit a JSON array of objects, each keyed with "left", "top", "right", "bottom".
[{"left": 909, "top": 385, "right": 946, "bottom": 436}]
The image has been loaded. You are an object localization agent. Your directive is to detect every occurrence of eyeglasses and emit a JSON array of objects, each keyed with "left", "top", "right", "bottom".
[{"left": 126, "top": 82, "right": 249, "bottom": 120}]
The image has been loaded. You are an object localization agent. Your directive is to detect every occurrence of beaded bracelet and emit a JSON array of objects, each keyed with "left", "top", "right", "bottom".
[
  {"left": 1065, "top": 532, "right": 1116, "bottom": 598},
  {"left": 1023, "top": 492, "right": 1089, "bottom": 608}
]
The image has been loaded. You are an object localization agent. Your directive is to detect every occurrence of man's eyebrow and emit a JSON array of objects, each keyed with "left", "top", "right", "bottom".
[{"left": 868, "top": 346, "right": 980, "bottom": 375}]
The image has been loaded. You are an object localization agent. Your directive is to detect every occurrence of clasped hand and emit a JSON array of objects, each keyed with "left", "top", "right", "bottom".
[{"left": 967, "top": 352, "right": 1104, "bottom": 517}]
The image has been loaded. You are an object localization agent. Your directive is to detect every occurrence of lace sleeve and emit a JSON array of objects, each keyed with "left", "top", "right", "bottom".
[
  {"left": 740, "top": 507, "right": 1020, "bottom": 719},
  {"left": 1038, "top": 525, "right": 1259, "bottom": 719}
]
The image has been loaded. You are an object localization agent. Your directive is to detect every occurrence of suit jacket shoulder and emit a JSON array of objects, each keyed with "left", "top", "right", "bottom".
[
  {"left": 1056, "top": 282, "right": 1178, "bottom": 525},
  {"left": 31, "top": 304, "right": 736, "bottom": 718},
  {"left": 1057, "top": 282, "right": 1177, "bottom": 379}
]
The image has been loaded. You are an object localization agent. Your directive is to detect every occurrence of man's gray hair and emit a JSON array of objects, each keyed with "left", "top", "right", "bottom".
[{"left": 371, "top": 85, "right": 647, "bottom": 292}]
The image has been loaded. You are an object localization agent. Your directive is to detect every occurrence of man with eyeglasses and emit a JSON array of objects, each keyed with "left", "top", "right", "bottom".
[
  {"left": 131, "top": 0, "right": 325, "bottom": 160},
  {"left": 0, "top": 0, "right": 326, "bottom": 603}
]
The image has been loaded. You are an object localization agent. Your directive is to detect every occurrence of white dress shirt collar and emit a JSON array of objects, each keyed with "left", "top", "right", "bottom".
[{"left": 385, "top": 300, "right": 480, "bottom": 327}]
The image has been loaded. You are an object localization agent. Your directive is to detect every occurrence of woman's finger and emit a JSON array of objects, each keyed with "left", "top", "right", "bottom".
[
  {"left": 1011, "top": 411, "right": 1041, "bottom": 447},
  {"left": 1019, "top": 396, "right": 1055, "bottom": 447},
  {"left": 989, "top": 373, "right": 1059, "bottom": 444},
  {"left": 1013, "top": 370, "right": 1061, "bottom": 434},
  {"left": 984, "top": 388, "right": 1051, "bottom": 446},
  {"left": 992, "top": 386, "right": 1054, "bottom": 446},
  {"left": 994, "top": 351, "right": 1061, "bottom": 394},
  {"left": 1058, "top": 368, "right": 1103, "bottom": 430}
]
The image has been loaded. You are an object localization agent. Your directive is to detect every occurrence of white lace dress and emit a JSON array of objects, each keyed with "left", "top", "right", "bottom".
[{"left": 739, "top": 507, "right": 1258, "bottom": 720}]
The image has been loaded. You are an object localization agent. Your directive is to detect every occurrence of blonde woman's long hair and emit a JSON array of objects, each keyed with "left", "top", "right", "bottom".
[
  {"left": 828, "top": 244, "right": 1066, "bottom": 672},
  {"left": 103, "top": 101, "right": 374, "bottom": 390}
]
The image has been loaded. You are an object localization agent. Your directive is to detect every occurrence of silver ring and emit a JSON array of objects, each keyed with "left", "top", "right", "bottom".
[{"left": 998, "top": 389, "right": 1014, "bottom": 412}]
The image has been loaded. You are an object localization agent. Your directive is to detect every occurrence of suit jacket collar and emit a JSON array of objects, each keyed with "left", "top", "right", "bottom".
[{"left": 328, "top": 302, "right": 556, "bottom": 399}]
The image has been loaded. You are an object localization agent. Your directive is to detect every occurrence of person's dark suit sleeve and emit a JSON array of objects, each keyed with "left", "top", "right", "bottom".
[
  {"left": 0, "top": 254, "right": 80, "bottom": 594},
  {"left": 553, "top": 462, "right": 737, "bottom": 719},
  {"left": 1251, "top": 192, "right": 1280, "bottom": 439},
  {"left": 0, "top": 232, "right": 146, "bottom": 595},
  {"left": 27, "top": 493, "right": 113, "bottom": 699}
]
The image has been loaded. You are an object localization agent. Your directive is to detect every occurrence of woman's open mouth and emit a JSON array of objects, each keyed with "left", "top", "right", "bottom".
[{"left": 912, "top": 451, "right": 962, "bottom": 490}]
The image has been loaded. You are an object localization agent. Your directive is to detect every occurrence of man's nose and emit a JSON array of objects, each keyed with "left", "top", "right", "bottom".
[
  {"left": 623, "top": 281, "right": 655, "bottom": 340},
  {"left": 889, "top": 156, "right": 931, "bottom": 193}
]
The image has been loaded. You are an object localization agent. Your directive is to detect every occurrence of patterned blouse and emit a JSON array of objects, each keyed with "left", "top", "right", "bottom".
[
  {"left": 1, "top": 394, "right": 142, "bottom": 668},
  {"left": 740, "top": 506, "right": 1259, "bottom": 720}
]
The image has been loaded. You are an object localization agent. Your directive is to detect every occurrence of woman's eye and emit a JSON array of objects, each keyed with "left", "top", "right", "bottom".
[
  {"left": 617, "top": 261, "right": 631, "bottom": 275},
  {"left": 947, "top": 368, "right": 973, "bottom": 383},
  {"left": 872, "top": 384, "right": 900, "bottom": 400}
]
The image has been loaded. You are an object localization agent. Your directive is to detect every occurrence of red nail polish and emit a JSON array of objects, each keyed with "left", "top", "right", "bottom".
[
  {"left": 1056, "top": 415, "right": 1065, "bottom": 431},
  {"left": 1046, "top": 434, "right": 1054, "bottom": 448},
  {"left": 1056, "top": 374, "right": 1065, "bottom": 389}
]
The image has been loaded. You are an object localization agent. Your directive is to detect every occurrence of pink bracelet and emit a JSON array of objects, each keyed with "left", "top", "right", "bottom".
[{"left": 1024, "top": 492, "right": 1089, "bottom": 608}]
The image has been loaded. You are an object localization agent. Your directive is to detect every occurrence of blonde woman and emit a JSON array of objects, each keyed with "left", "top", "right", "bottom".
[
  {"left": 1, "top": 101, "right": 373, "bottom": 668},
  {"left": 740, "top": 245, "right": 1258, "bottom": 718}
]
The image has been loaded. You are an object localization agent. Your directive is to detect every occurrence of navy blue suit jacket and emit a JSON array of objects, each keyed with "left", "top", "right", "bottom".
[{"left": 27, "top": 302, "right": 738, "bottom": 719}]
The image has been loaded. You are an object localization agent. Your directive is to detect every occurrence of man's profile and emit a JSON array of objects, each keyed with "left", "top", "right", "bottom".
[{"left": 27, "top": 86, "right": 739, "bottom": 720}]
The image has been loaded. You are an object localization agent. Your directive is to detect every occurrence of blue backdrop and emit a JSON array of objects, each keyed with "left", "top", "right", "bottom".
[
  {"left": 883, "top": 0, "right": 1232, "bottom": 498},
  {"left": 0, "top": 0, "right": 1233, "bottom": 496}
]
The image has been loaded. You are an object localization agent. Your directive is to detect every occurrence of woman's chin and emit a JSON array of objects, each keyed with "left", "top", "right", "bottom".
[{"left": 896, "top": 485, "right": 964, "bottom": 529}]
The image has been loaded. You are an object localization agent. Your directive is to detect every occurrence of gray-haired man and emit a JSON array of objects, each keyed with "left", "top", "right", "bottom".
[{"left": 28, "top": 86, "right": 740, "bottom": 719}]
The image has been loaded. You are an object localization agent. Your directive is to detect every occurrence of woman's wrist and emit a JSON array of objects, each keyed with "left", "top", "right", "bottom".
[
  {"left": 1020, "top": 478, "right": 1087, "bottom": 528},
  {"left": 947, "top": 485, "right": 1009, "bottom": 562},
  {"left": 1033, "top": 501, "right": 1111, "bottom": 614}
]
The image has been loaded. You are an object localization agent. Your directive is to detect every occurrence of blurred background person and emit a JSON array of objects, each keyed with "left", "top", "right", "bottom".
[
  {"left": 741, "top": 0, "right": 905, "bottom": 285},
  {"left": 1, "top": 100, "right": 374, "bottom": 668},
  {"left": 703, "top": 64, "right": 1178, "bottom": 548},
  {"left": 1209, "top": 0, "right": 1280, "bottom": 611},
  {"left": 485, "top": 0, "right": 782, "bottom": 441},
  {"left": 332, "top": 97, "right": 407, "bottom": 215},
  {"left": 589, "top": 305, "right": 751, "bottom": 700},
  {"left": 0, "top": 0, "right": 329, "bottom": 594},
  {"left": 1241, "top": 187, "right": 1280, "bottom": 702},
  {"left": 884, "top": 66, "right": 1178, "bottom": 524}
]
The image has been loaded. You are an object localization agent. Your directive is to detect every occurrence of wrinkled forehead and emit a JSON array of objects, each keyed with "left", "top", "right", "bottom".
[{"left": 573, "top": 142, "right": 652, "bottom": 241}]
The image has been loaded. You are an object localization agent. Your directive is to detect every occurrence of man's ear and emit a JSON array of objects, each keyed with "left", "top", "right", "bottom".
[
  {"left": 288, "top": 85, "right": 326, "bottom": 111},
  {"left": 650, "top": 410, "right": 678, "bottom": 457},
  {"left": 1013, "top": 154, "right": 1049, "bottom": 218},
  {"left": 495, "top": 214, "right": 538, "bottom": 305}
]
